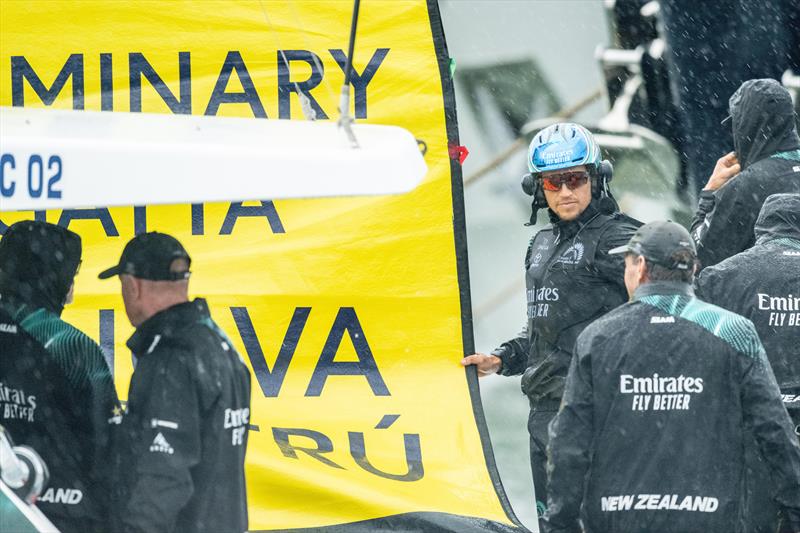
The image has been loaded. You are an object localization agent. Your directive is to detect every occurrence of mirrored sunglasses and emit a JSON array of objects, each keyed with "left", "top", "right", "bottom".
[{"left": 540, "top": 171, "right": 590, "bottom": 192}]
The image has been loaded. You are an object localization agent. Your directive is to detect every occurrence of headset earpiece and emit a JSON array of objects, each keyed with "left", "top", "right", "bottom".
[
  {"left": 595, "top": 160, "right": 618, "bottom": 214},
  {"left": 521, "top": 174, "right": 547, "bottom": 207},
  {"left": 521, "top": 173, "right": 536, "bottom": 196},
  {"left": 521, "top": 173, "right": 547, "bottom": 225},
  {"left": 598, "top": 160, "right": 613, "bottom": 183}
]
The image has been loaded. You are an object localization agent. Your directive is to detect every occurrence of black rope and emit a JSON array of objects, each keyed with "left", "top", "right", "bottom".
[{"left": 344, "top": 0, "right": 361, "bottom": 87}]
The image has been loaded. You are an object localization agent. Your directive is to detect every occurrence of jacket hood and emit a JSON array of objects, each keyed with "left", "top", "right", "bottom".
[
  {"left": 754, "top": 194, "right": 800, "bottom": 243},
  {"left": 729, "top": 78, "right": 800, "bottom": 169},
  {"left": 0, "top": 221, "right": 82, "bottom": 315}
]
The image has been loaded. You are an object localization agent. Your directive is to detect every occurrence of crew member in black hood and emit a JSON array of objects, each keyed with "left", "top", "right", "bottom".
[
  {"left": 461, "top": 123, "right": 640, "bottom": 523},
  {"left": 0, "top": 220, "right": 82, "bottom": 313},
  {"left": 0, "top": 220, "right": 120, "bottom": 533},
  {"left": 696, "top": 193, "right": 800, "bottom": 532},
  {"left": 691, "top": 78, "right": 800, "bottom": 269}
]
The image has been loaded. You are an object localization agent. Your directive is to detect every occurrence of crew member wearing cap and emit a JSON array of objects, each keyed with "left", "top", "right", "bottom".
[
  {"left": 542, "top": 221, "right": 800, "bottom": 533},
  {"left": 690, "top": 78, "right": 800, "bottom": 270},
  {"left": 99, "top": 232, "right": 251, "bottom": 533},
  {"left": 0, "top": 220, "right": 120, "bottom": 533},
  {"left": 696, "top": 193, "right": 800, "bottom": 532}
]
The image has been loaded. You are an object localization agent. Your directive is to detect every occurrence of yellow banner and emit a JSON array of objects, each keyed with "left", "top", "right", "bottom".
[{"left": 0, "top": 1, "right": 522, "bottom": 530}]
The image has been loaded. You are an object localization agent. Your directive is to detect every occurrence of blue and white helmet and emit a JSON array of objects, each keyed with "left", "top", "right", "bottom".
[{"left": 527, "top": 122, "right": 602, "bottom": 175}]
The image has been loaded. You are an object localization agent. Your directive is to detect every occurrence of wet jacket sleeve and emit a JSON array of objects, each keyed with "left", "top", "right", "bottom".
[
  {"left": 690, "top": 175, "right": 757, "bottom": 269},
  {"left": 693, "top": 267, "right": 723, "bottom": 307},
  {"left": 120, "top": 349, "right": 203, "bottom": 533},
  {"left": 492, "top": 324, "right": 530, "bottom": 376},
  {"left": 541, "top": 338, "right": 594, "bottom": 532},
  {"left": 595, "top": 218, "right": 639, "bottom": 294},
  {"left": 740, "top": 346, "right": 800, "bottom": 529}
]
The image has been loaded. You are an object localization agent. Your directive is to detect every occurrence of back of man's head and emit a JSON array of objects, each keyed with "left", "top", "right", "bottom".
[
  {"left": 98, "top": 232, "right": 191, "bottom": 326},
  {"left": 754, "top": 193, "right": 800, "bottom": 244},
  {"left": 727, "top": 79, "right": 800, "bottom": 169},
  {"left": 0, "top": 221, "right": 82, "bottom": 314},
  {"left": 610, "top": 221, "right": 697, "bottom": 296}
]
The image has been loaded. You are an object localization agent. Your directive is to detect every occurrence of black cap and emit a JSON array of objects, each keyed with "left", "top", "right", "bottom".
[
  {"left": 99, "top": 232, "right": 191, "bottom": 281},
  {"left": 609, "top": 221, "right": 697, "bottom": 270}
]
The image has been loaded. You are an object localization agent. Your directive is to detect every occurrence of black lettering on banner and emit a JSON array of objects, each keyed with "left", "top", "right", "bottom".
[
  {"left": 133, "top": 206, "right": 147, "bottom": 235},
  {"left": 100, "top": 53, "right": 114, "bottom": 111},
  {"left": 277, "top": 50, "right": 328, "bottom": 120},
  {"left": 11, "top": 54, "right": 85, "bottom": 109},
  {"left": 2, "top": 209, "right": 46, "bottom": 234},
  {"left": 349, "top": 430, "right": 424, "bottom": 482},
  {"left": 231, "top": 306, "right": 310, "bottom": 397},
  {"left": 99, "top": 309, "right": 115, "bottom": 375},
  {"left": 0, "top": 201, "right": 284, "bottom": 237},
  {"left": 306, "top": 307, "right": 389, "bottom": 397},
  {"left": 328, "top": 48, "right": 389, "bottom": 119},
  {"left": 219, "top": 201, "right": 285, "bottom": 235},
  {"left": 191, "top": 203, "right": 204, "bottom": 235},
  {"left": 272, "top": 427, "right": 344, "bottom": 469},
  {"left": 205, "top": 51, "right": 267, "bottom": 118},
  {"left": 57, "top": 208, "right": 119, "bottom": 236},
  {"left": 129, "top": 52, "right": 192, "bottom": 114}
]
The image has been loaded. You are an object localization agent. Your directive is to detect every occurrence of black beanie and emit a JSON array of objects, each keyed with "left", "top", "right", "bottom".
[{"left": 0, "top": 221, "right": 82, "bottom": 315}]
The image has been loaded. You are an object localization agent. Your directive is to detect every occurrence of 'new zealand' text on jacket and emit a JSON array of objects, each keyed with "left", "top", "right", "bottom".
[{"left": 544, "top": 282, "right": 800, "bottom": 533}]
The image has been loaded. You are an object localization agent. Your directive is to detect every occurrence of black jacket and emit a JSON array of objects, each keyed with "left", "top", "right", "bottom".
[
  {"left": 691, "top": 78, "right": 800, "bottom": 269},
  {"left": 0, "top": 307, "right": 103, "bottom": 522},
  {"left": 543, "top": 282, "right": 800, "bottom": 533},
  {"left": 696, "top": 193, "right": 800, "bottom": 416},
  {"left": 0, "top": 301, "right": 119, "bottom": 533},
  {"left": 492, "top": 202, "right": 640, "bottom": 408},
  {"left": 114, "top": 299, "right": 251, "bottom": 533},
  {"left": 0, "top": 221, "right": 118, "bottom": 533}
]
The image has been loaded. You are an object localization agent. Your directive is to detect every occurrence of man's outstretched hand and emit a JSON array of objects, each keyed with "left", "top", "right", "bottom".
[{"left": 461, "top": 353, "right": 501, "bottom": 377}]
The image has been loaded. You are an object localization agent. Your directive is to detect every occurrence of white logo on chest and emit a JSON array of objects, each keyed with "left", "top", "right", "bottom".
[
  {"left": 556, "top": 242, "right": 585, "bottom": 265},
  {"left": 149, "top": 432, "right": 174, "bottom": 454}
]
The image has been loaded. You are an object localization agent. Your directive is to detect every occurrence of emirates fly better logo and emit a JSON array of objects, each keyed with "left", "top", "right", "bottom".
[{"left": 620, "top": 373, "right": 704, "bottom": 411}]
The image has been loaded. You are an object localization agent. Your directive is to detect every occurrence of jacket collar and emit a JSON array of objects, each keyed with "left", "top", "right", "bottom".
[
  {"left": 549, "top": 201, "right": 602, "bottom": 242},
  {"left": 633, "top": 280, "right": 694, "bottom": 301},
  {"left": 127, "top": 298, "right": 209, "bottom": 354}
]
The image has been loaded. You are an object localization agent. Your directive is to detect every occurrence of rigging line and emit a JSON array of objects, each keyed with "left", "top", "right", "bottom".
[
  {"left": 343, "top": 0, "right": 361, "bottom": 88},
  {"left": 257, "top": 0, "right": 317, "bottom": 120},
  {"left": 286, "top": 0, "right": 338, "bottom": 105},
  {"left": 338, "top": 0, "right": 362, "bottom": 148}
]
